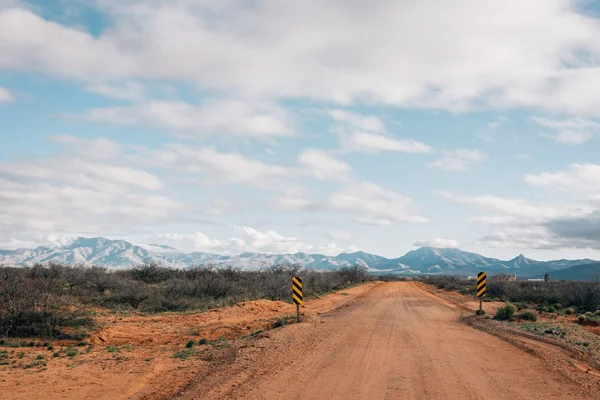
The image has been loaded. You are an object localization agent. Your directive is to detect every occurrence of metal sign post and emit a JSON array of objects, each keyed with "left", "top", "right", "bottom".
[{"left": 292, "top": 276, "right": 303, "bottom": 322}]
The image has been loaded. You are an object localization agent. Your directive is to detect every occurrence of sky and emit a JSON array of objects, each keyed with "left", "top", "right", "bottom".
[{"left": 2, "top": 0, "right": 600, "bottom": 260}]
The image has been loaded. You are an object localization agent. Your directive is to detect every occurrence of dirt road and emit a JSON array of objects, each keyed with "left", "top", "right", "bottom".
[{"left": 180, "top": 282, "right": 595, "bottom": 400}]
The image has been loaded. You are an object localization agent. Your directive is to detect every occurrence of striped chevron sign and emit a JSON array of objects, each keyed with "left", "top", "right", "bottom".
[
  {"left": 477, "top": 272, "right": 487, "bottom": 298},
  {"left": 292, "top": 276, "right": 303, "bottom": 305}
]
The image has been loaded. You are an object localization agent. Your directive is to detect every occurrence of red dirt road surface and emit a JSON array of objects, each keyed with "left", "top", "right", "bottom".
[{"left": 179, "top": 282, "right": 599, "bottom": 400}]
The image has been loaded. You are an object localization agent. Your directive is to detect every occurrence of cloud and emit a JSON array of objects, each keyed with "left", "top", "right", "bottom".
[
  {"left": 414, "top": 238, "right": 459, "bottom": 249},
  {"left": 329, "top": 109, "right": 385, "bottom": 132},
  {"left": 329, "top": 181, "right": 428, "bottom": 225},
  {"left": 441, "top": 191, "right": 591, "bottom": 223},
  {"left": 0, "top": 85, "right": 13, "bottom": 102},
  {"left": 48, "top": 134, "right": 121, "bottom": 160},
  {"left": 270, "top": 186, "right": 326, "bottom": 212},
  {"left": 0, "top": 159, "right": 162, "bottom": 191},
  {"left": 531, "top": 117, "right": 600, "bottom": 145},
  {"left": 330, "top": 109, "right": 433, "bottom": 154},
  {"left": 345, "top": 132, "right": 434, "bottom": 154},
  {"left": 0, "top": 136, "right": 182, "bottom": 247},
  {"left": 328, "top": 229, "right": 352, "bottom": 242},
  {"left": 525, "top": 164, "right": 600, "bottom": 193},
  {"left": 158, "top": 226, "right": 354, "bottom": 255},
  {"left": 298, "top": 149, "right": 352, "bottom": 181},
  {"left": 545, "top": 214, "right": 600, "bottom": 242},
  {"left": 85, "top": 81, "right": 145, "bottom": 102},
  {"left": 81, "top": 99, "right": 293, "bottom": 139},
  {"left": 444, "top": 187, "right": 600, "bottom": 251},
  {"left": 5, "top": 2, "right": 600, "bottom": 114},
  {"left": 134, "top": 144, "right": 295, "bottom": 187},
  {"left": 427, "top": 149, "right": 486, "bottom": 171}
]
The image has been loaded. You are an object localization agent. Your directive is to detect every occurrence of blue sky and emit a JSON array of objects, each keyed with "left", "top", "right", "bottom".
[{"left": 2, "top": 0, "right": 600, "bottom": 260}]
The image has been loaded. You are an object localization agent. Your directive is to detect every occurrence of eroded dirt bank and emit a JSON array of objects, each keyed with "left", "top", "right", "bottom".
[{"left": 0, "top": 282, "right": 378, "bottom": 400}]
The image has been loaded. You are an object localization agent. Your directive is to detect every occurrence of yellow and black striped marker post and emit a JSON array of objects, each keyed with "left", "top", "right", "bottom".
[
  {"left": 477, "top": 272, "right": 487, "bottom": 313},
  {"left": 292, "top": 276, "right": 303, "bottom": 322}
]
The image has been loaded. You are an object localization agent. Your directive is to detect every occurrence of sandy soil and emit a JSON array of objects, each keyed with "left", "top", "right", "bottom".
[
  {"left": 178, "top": 282, "right": 600, "bottom": 400},
  {"left": 0, "top": 282, "right": 378, "bottom": 400}
]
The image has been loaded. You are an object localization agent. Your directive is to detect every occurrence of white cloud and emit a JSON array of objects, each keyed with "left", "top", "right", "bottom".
[
  {"left": 328, "top": 228, "right": 352, "bottom": 242},
  {"left": 476, "top": 226, "right": 564, "bottom": 250},
  {"left": 158, "top": 226, "right": 357, "bottom": 255},
  {"left": 531, "top": 117, "right": 600, "bottom": 130},
  {"left": 0, "top": 159, "right": 162, "bottom": 191},
  {"left": 135, "top": 144, "right": 294, "bottom": 187},
  {"left": 329, "top": 181, "right": 428, "bottom": 225},
  {"left": 0, "top": 137, "right": 182, "bottom": 247},
  {"left": 270, "top": 186, "right": 325, "bottom": 212},
  {"left": 532, "top": 117, "right": 600, "bottom": 145},
  {"left": 298, "top": 149, "right": 352, "bottom": 181},
  {"left": 48, "top": 134, "right": 121, "bottom": 160},
  {"left": 82, "top": 99, "right": 293, "bottom": 139},
  {"left": 525, "top": 164, "right": 600, "bottom": 194},
  {"left": 329, "top": 109, "right": 385, "bottom": 133},
  {"left": 4, "top": 3, "right": 600, "bottom": 114},
  {"left": 488, "top": 116, "right": 507, "bottom": 129},
  {"left": 441, "top": 191, "right": 590, "bottom": 223},
  {"left": 0, "top": 85, "right": 13, "bottom": 102},
  {"left": 427, "top": 149, "right": 486, "bottom": 171},
  {"left": 552, "top": 130, "right": 594, "bottom": 145},
  {"left": 346, "top": 132, "right": 433, "bottom": 154},
  {"left": 444, "top": 188, "right": 600, "bottom": 251},
  {"left": 85, "top": 81, "right": 145, "bottom": 102},
  {"left": 330, "top": 109, "right": 433, "bottom": 154},
  {"left": 414, "top": 238, "right": 459, "bottom": 249}
]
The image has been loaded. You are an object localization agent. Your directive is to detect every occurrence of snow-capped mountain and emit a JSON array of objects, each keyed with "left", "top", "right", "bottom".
[
  {"left": 0, "top": 237, "right": 597, "bottom": 278},
  {"left": 0, "top": 237, "right": 388, "bottom": 270}
]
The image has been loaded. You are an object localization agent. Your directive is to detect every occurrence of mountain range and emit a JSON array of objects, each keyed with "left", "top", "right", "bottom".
[{"left": 0, "top": 236, "right": 598, "bottom": 280}]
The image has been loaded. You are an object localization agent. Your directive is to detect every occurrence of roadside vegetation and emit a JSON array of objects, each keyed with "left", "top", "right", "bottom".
[
  {"left": 424, "top": 275, "right": 600, "bottom": 356},
  {"left": 422, "top": 275, "right": 600, "bottom": 314},
  {"left": 0, "top": 263, "right": 370, "bottom": 338}
]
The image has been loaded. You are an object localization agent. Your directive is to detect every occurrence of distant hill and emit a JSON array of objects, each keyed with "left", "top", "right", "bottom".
[
  {"left": 548, "top": 262, "right": 600, "bottom": 281},
  {"left": 0, "top": 237, "right": 597, "bottom": 278}
]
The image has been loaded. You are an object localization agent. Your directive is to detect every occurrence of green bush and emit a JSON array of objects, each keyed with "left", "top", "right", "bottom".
[
  {"left": 578, "top": 315, "right": 587, "bottom": 322},
  {"left": 65, "top": 347, "right": 78, "bottom": 357},
  {"left": 516, "top": 311, "right": 537, "bottom": 322},
  {"left": 494, "top": 304, "right": 515, "bottom": 321},
  {"left": 475, "top": 309, "right": 486, "bottom": 316},
  {"left": 565, "top": 307, "right": 575, "bottom": 315},
  {"left": 546, "top": 306, "right": 556, "bottom": 313},
  {"left": 198, "top": 338, "right": 208, "bottom": 345},
  {"left": 185, "top": 340, "right": 194, "bottom": 349}
]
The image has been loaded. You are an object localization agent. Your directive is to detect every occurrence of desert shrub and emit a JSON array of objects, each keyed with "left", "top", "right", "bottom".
[
  {"left": 125, "top": 263, "right": 175, "bottom": 284},
  {"left": 65, "top": 347, "right": 78, "bottom": 357},
  {"left": 272, "top": 318, "right": 289, "bottom": 328},
  {"left": 565, "top": 307, "right": 575, "bottom": 315},
  {"left": 85, "top": 266, "right": 115, "bottom": 296},
  {"left": 516, "top": 311, "right": 537, "bottom": 322},
  {"left": 494, "top": 304, "right": 515, "bottom": 320},
  {"left": 0, "top": 262, "right": 373, "bottom": 338},
  {"left": 108, "top": 280, "right": 152, "bottom": 309},
  {"left": 566, "top": 283, "right": 600, "bottom": 312},
  {"left": 475, "top": 309, "right": 486, "bottom": 315},
  {"left": 185, "top": 340, "right": 194, "bottom": 348},
  {"left": 0, "top": 266, "right": 93, "bottom": 338}
]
